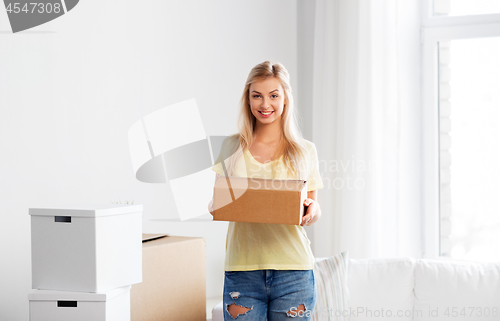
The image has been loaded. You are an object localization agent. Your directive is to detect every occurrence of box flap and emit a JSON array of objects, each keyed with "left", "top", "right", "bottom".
[
  {"left": 141, "top": 235, "right": 205, "bottom": 248},
  {"left": 28, "top": 285, "right": 131, "bottom": 301},
  {"left": 142, "top": 234, "right": 168, "bottom": 243},
  {"left": 29, "top": 204, "right": 143, "bottom": 217}
]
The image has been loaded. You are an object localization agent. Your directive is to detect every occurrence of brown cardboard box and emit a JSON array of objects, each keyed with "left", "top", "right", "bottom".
[
  {"left": 213, "top": 176, "right": 307, "bottom": 225},
  {"left": 130, "top": 234, "right": 206, "bottom": 321}
]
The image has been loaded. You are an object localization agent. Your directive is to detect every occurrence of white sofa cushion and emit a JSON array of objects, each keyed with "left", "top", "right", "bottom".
[
  {"left": 347, "top": 257, "right": 416, "bottom": 321},
  {"left": 414, "top": 258, "right": 500, "bottom": 321},
  {"left": 313, "top": 252, "right": 350, "bottom": 321}
]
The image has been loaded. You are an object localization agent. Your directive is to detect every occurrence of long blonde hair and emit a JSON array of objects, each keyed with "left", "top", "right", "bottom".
[{"left": 224, "top": 61, "right": 308, "bottom": 180}]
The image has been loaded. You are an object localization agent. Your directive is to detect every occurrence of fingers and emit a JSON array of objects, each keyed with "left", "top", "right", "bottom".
[
  {"left": 301, "top": 200, "right": 315, "bottom": 226},
  {"left": 301, "top": 213, "right": 312, "bottom": 226}
]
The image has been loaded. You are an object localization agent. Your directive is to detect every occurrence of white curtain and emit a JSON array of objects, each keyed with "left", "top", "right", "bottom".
[{"left": 308, "top": 0, "right": 423, "bottom": 259}]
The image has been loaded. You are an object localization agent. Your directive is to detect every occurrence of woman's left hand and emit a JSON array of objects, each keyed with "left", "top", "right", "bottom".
[{"left": 301, "top": 198, "right": 320, "bottom": 226}]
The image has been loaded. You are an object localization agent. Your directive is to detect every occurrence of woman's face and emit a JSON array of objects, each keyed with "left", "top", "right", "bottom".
[{"left": 248, "top": 77, "right": 286, "bottom": 126}]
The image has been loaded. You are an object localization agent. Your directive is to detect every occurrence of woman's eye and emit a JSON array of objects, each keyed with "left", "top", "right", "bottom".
[
  {"left": 252, "top": 94, "right": 261, "bottom": 98},
  {"left": 271, "top": 94, "right": 278, "bottom": 98}
]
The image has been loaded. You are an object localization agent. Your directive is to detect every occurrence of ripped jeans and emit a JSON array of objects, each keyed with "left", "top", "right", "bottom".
[{"left": 223, "top": 269, "right": 316, "bottom": 320}]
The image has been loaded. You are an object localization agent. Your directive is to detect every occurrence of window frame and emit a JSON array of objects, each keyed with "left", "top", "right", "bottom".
[{"left": 420, "top": 0, "right": 500, "bottom": 259}]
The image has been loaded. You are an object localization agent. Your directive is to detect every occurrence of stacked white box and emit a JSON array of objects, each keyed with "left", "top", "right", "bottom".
[
  {"left": 29, "top": 204, "right": 143, "bottom": 321},
  {"left": 29, "top": 285, "right": 131, "bottom": 321},
  {"left": 30, "top": 204, "right": 143, "bottom": 292}
]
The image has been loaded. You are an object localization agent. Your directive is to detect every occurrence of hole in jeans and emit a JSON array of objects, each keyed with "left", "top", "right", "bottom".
[
  {"left": 287, "top": 304, "right": 306, "bottom": 317},
  {"left": 226, "top": 303, "right": 252, "bottom": 319}
]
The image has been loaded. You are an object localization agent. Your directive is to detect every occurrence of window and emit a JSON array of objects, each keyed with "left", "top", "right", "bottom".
[
  {"left": 440, "top": 37, "right": 500, "bottom": 261},
  {"left": 421, "top": 0, "right": 500, "bottom": 261},
  {"left": 434, "top": 0, "right": 500, "bottom": 16}
]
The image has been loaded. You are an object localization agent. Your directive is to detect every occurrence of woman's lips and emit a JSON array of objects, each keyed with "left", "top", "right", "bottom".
[{"left": 258, "top": 110, "right": 274, "bottom": 118}]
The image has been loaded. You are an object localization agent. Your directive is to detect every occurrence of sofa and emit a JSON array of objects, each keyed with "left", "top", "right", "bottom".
[{"left": 212, "top": 255, "right": 500, "bottom": 320}]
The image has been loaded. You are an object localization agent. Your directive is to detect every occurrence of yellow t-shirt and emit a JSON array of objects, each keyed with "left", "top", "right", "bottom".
[{"left": 212, "top": 139, "right": 324, "bottom": 271}]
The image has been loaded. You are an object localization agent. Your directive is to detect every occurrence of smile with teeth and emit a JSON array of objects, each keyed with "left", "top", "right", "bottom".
[{"left": 259, "top": 111, "right": 274, "bottom": 115}]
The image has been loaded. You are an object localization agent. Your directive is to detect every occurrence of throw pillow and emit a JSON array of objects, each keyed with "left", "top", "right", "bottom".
[{"left": 313, "top": 251, "right": 350, "bottom": 321}]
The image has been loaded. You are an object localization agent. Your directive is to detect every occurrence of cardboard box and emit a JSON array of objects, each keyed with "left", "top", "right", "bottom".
[
  {"left": 213, "top": 177, "right": 307, "bottom": 225},
  {"left": 28, "top": 285, "right": 131, "bottom": 321},
  {"left": 130, "top": 234, "right": 206, "bottom": 321},
  {"left": 29, "top": 204, "right": 143, "bottom": 292}
]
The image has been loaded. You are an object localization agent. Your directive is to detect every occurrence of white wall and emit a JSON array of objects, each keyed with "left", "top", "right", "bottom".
[{"left": 0, "top": 1, "right": 297, "bottom": 320}]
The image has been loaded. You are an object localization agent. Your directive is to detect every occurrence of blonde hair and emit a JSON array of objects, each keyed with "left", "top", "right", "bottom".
[{"left": 223, "top": 61, "right": 308, "bottom": 180}]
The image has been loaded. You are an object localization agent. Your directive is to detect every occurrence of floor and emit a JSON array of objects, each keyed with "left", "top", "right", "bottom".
[{"left": 206, "top": 296, "right": 223, "bottom": 321}]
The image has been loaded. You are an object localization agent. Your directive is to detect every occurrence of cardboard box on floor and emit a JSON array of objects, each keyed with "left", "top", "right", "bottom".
[
  {"left": 131, "top": 234, "right": 206, "bottom": 321},
  {"left": 213, "top": 177, "right": 307, "bottom": 225}
]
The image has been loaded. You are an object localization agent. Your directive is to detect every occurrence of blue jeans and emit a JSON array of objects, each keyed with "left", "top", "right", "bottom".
[{"left": 223, "top": 270, "right": 316, "bottom": 320}]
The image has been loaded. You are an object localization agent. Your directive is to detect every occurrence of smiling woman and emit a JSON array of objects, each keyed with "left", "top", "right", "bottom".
[{"left": 209, "top": 61, "right": 324, "bottom": 321}]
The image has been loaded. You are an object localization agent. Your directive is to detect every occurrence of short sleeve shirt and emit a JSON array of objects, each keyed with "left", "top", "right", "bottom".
[{"left": 212, "top": 139, "right": 324, "bottom": 271}]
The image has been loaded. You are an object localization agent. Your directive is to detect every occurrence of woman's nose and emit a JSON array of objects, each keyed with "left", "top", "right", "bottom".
[{"left": 261, "top": 98, "right": 270, "bottom": 108}]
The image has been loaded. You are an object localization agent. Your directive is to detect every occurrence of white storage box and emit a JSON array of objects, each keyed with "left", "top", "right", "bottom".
[
  {"left": 30, "top": 204, "right": 143, "bottom": 292},
  {"left": 29, "top": 285, "right": 131, "bottom": 321}
]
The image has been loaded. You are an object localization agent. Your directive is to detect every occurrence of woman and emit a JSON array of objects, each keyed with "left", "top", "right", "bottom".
[{"left": 209, "top": 61, "right": 324, "bottom": 320}]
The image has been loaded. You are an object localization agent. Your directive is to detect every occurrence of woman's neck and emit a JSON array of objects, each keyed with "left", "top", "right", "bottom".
[{"left": 253, "top": 122, "right": 282, "bottom": 145}]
